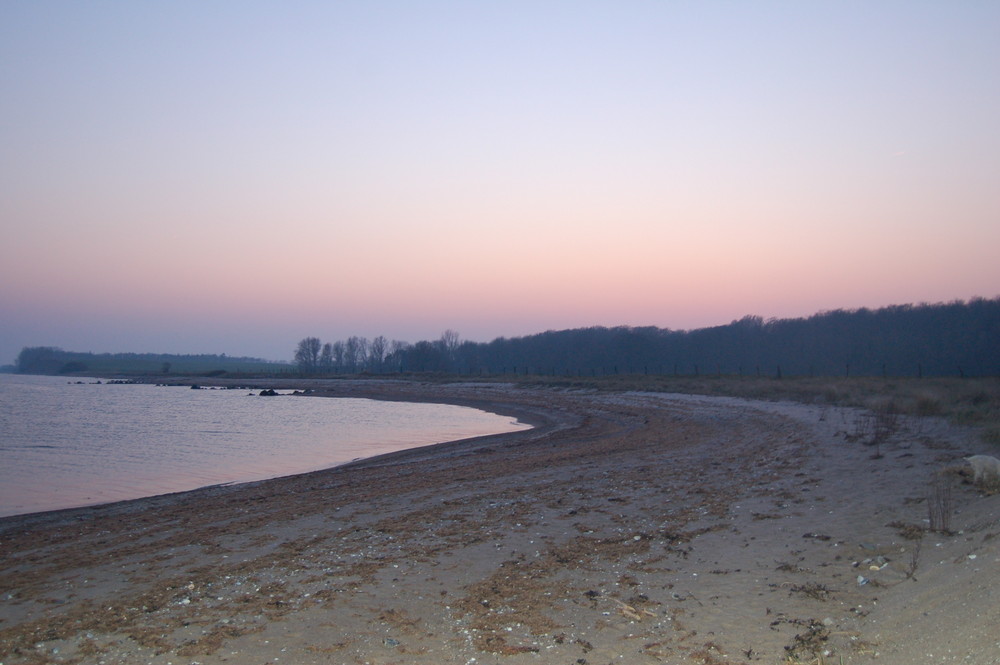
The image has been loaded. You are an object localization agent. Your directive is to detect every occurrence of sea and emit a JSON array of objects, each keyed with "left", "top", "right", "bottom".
[{"left": 0, "top": 374, "right": 529, "bottom": 518}]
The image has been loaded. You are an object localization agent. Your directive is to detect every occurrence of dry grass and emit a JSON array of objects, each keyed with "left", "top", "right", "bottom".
[
  {"left": 505, "top": 374, "right": 1000, "bottom": 445},
  {"left": 927, "top": 475, "right": 954, "bottom": 533}
]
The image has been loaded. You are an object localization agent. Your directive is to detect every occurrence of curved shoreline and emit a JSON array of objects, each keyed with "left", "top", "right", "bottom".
[
  {"left": 0, "top": 379, "right": 555, "bottom": 525},
  {"left": 2, "top": 381, "right": 999, "bottom": 664}
]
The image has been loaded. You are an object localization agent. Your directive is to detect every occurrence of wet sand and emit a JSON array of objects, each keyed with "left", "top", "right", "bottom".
[{"left": 1, "top": 380, "right": 998, "bottom": 664}]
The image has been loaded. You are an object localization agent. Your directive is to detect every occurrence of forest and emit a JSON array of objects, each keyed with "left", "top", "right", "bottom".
[{"left": 298, "top": 298, "right": 1000, "bottom": 378}]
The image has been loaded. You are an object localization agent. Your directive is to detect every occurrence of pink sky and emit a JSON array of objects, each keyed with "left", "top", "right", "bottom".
[{"left": 2, "top": 2, "right": 998, "bottom": 363}]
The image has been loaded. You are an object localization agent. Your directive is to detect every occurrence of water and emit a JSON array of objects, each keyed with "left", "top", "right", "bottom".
[{"left": 0, "top": 374, "right": 529, "bottom": 517}]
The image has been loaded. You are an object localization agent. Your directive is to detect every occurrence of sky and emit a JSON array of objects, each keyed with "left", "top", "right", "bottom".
[{"left": 2, "top": 2, "right": 999, "bottom": 364}]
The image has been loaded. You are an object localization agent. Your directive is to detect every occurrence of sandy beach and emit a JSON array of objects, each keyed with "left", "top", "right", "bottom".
[{"left": 2, "top": 380, "right": 998, "bottom": 664}]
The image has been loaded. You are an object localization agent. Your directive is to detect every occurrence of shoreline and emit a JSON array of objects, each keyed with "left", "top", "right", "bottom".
[
  {"left": 0, "top": 378, "right": 549, "bottom": 523},
  {"left": 2, "top": 381, "right": 999, "bottom": 664}
]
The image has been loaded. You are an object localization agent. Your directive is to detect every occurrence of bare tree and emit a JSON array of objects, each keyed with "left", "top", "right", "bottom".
[
  {"left": 345, "top": 336, "right": 369, "bottom": 372},
  {"left": 369, "top": 335, "right": 388, "bottom": 373},
  {"left": 319, "top": 342, "right": 334, "bottom": 372},
  {"left": 332, "top": 340, "right": 346, "bottom": 371},
  {"left": 440, "top": 329, "right": 460, "bottom": 355},
  {"left": 294, "top": 337, "right": 322, "bottom": 373},
  {"left": 387, "top": 340, "right": 410, "bottom": 372},
  {"left": 439, "top": 329, "right": 460, "bottom": 371}
]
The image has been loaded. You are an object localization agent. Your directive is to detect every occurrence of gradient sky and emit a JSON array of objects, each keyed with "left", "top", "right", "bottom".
[{"left": 2, "top": 2, "right": 999, "bottom": 364}]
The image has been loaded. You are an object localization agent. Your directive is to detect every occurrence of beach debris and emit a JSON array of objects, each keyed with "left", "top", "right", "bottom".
[
  {"left": 888, "top": 520, "right": 926, "bottom": 540},
  {"left": 965, "top": 454, "right": 1000, "bottom": 486},
  {"left": 788, "top": 583, "right": 835, "bottom": 601},
  {"left": 777, "top": 618, "right": 832, "bottom": 660},
  {"left": 612, "top": 598, "right": 656, "bottom": 621}
]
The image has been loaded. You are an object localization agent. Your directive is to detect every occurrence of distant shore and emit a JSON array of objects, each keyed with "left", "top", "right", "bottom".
[{"left": 2, "top": 380, "right": 999, "bottom": 664}]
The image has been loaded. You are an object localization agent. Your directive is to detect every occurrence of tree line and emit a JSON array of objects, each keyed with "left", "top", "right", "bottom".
[
  {"left": 294, "top": 331, "right": 459, "bottom": 374},
  {"left": 13, "top": 347, "right": 279, "bottom": 375},
  {"left": 296, "top": 298, "right": 1000, "bottom": 378}
]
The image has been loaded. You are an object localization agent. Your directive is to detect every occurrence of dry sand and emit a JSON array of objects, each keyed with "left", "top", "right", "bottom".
[{"left": 1, "top": 380, "right": 998, "bottom": 665}]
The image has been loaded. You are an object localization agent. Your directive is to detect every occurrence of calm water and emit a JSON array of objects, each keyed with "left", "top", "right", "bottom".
[{"left": 0, "top": 374, "right": 529, "bottom": 517}]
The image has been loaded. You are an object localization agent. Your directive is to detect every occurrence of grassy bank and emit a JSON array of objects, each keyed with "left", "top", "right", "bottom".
[{"left": 502, "top": 374, "right": 1000, "bottom": 445}]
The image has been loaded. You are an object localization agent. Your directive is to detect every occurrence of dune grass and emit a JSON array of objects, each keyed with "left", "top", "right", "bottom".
[{"left": 503, "top": 374, "right": 1000, "bottom": 446}]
